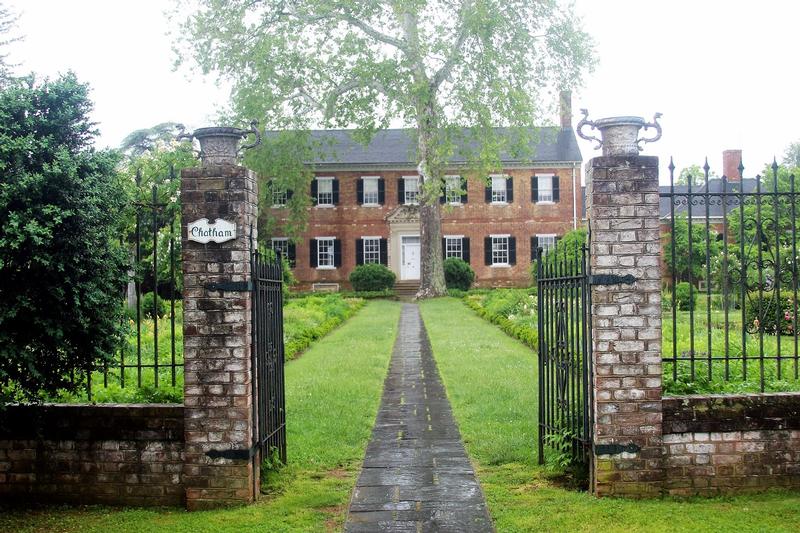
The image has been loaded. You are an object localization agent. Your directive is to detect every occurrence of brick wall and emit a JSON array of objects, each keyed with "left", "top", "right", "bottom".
[
  {"left": 267, "top": 167, "right": 580, "bottom": 289},
  {"left": 0, "top": 404, "right": 184, "bottom": 506},
  {"left": 662, "top": 393, "right": 800, "bottom": 495}
]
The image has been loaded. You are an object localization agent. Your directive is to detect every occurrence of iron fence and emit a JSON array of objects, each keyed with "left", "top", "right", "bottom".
[
  {"left": 84, "top": 169, "right": 182, "bottom": 399},
  {"left": 661, "top": 159, "right": 800, "bottom": 392},
  {"left": 536, "top": 244, "right": 593, "bottom": 466}
]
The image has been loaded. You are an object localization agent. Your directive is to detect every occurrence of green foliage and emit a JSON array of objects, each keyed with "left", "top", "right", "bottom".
[
  {"left": 0, "top": 3, "right": 20, "bottom": 86},
  {"left": 443, "top": 257, "right": 474, "bottom": 290},
  {"left": 462, "top": 289, "right": 538, "bottom": 350},
  {"left": 349, "top": 264, "right": 396, "bottom": 292},
  {"left": 675, "top": 163, "right": 717, "bottom": 186},
  {"left": 284, "top": 294, "right": 366, "bottom": 359},
  {"left": 0, "top": 73, "right": 129, "bottom": 400},
  {"left": 674, "top": 282, "right": 696, "bottom": 311},
  {"left": 140, "top": 292, "right": 167, "bottom": 319},
  {"left": 745, "top": 293, "right": 795, "bottom": 336},
  {"left": 664, "top": 214, "right": 720, "bottom": 282}
]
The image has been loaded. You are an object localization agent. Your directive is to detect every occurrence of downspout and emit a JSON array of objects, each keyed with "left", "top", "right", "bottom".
[{"left": 572, "top": 162, "right": 578, "bottom": 230}]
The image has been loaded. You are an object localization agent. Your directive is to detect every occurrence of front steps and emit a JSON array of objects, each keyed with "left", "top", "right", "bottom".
[{"left": 394, "top": 280, "right": 420, "bottom": 299}]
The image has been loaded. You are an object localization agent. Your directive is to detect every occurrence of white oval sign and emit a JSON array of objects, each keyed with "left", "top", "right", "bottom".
[{"left": 188, "top": 218, "right": 237, "bottom": 244}]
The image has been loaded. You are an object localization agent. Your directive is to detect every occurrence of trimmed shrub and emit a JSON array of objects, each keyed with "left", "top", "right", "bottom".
[
  {"left": 674, "top": 282, "right": 696, "bottom": 311},
  {"left": 745, "top": 293, "right": 796, "bottom": 335},
  {"left": 140, "top": 292, "right": 167, "bottom": 319},
  {"left": 443, "top": 257, "right": 475, "bottom": 291},
  {"left": 349, "top": 263, "right": 396, "bottom": 291}
]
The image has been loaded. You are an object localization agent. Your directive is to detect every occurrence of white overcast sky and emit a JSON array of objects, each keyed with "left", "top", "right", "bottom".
[{"left": 4, "top": 0, "right": 799, "bottom": 181}]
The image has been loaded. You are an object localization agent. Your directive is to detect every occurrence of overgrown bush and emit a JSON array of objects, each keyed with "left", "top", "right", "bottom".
[
  {"left": 443, "top": 257, "right": 475, "bottom": 291},
  {"left": 140, "top": 292, "right": 167, "bottom": 319},
  {"left": 283, "top": 294, "right": 366, "bottom": 359},
  {"left": 349, "top": 263, "right": 396, "bottom": 291},
  {"left": 0, "top": 74, "right": 128, "bottom": 401},
  {"left": 745, "top": 293, "right": 795, "bottom": 335},
  {"left": 462, "top": 289, "right": 538, "bottom": 349},
  {"left": 674, "top": 282, "right": 696, "bottom": 311}
]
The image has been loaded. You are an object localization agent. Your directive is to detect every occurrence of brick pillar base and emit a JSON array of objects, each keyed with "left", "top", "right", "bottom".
[
  {"left": 181, "top": 164, "right": 259, "bottom": 509},
  {"left": 586, "top": 156, "right": 664, "bottom": 497}
]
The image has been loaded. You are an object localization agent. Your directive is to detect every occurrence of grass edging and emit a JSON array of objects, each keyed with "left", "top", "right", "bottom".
[
  {"left": 285, "top": 297, "right": 367, "bottom": 360},
  {"left": 462, "top": 294, "right": 538, "bottom": 349}
]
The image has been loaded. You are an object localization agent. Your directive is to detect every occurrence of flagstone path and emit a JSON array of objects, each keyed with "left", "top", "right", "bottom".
[{"left": 344, "top": 303, "right": 494, "bottom": 532}]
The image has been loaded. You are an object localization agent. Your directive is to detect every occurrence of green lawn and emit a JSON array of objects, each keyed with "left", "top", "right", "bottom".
[
  {"left": 419, "top": 297, "right": 800, "bottom": 533},
  {"left": 0, "top": 299, "right": 402, "bottom": 533}
]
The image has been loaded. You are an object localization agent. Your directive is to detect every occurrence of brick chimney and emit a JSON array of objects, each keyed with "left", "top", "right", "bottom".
[
  {"left": 559, "top": 90, "right": 572, "bottom": 129},
  {"left": 722, "top": 149, "right": 742, "bottom": 181}
]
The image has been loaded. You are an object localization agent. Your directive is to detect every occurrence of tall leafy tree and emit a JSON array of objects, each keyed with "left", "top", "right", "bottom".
[
  {"left": 664, "top": 214, "right": 720, "bottom": 283},
  {"left": 675, "top": 163, "right": 717, "bottom": 187},
  {"left": 0, "top": 2, "right": 20, "bottom": 86},
  {"left": 173, "top": 0, "right": 595, "bottom": 297},
  {"left": 0, "top": 73, "right": 128, "bottom": 400}
]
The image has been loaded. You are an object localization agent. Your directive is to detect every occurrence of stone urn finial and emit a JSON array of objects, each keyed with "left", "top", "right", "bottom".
[
  {"left": 577, "top": 110, "right": 662, "bottom": 156},
  {"left": 176, "top": 120, "right": 262, "bottom": 166}
]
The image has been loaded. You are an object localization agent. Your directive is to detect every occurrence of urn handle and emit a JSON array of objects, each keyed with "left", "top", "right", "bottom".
[
  {"left": 238, "top": 119, "right": 262, "bottom": 154},
  {"left": 175, "top": 124, "right": 202, "bottom": 158},
  {"left": 637, "top": 112, "right": 663, "bottom": 150},
  {"left": 576, "top": 109, "right": 603, "bottom": 150}
]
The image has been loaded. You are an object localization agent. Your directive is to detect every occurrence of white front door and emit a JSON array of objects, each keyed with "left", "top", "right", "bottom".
[{"left": 401, "top": 236, "right": 421, "bottom": 280}]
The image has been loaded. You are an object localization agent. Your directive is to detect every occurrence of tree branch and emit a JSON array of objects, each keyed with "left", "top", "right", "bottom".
[
  {"left": 431, "top": 1, "right": 472, "bottom": 89},
  {"left": 323, "top": 78, "right": 388, "bottom": 119},
  {"left": 341, "top": 13, "right": 407, "bottom": 51}
]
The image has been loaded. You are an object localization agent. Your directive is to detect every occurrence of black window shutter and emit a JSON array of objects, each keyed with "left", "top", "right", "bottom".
[
  {"left": 310, "top": 239, "right": 318, "bottom": 267},
  {"left": 463, "top": 237, "right": 471, "bottom": 264},
  {"left": 332, "top": 178, "right": 340, "bottom": 205},
  {"left": 380, "top": 238, "right": 388, "bottom": 266},
  {"left": 378, "top": 178, "right": 386, "bottom": 204},
  {"left": 485, "top": 182, "right": 492, "bottom": 203},
  {"left": 357, "top": 179, "right": 364, "bottom": 204},
  {"left": 439, "top": 190, "right": 446, "bottom": 204},
  {"left": 287, "top": 189, "right": 294, "bottom": 201},
  {"left": 461, "top": 176, "right": 468, "bottom": 203},
  {"left": 398, "top": 178, "right": 405, "bottom": 204},
  {"left": 530, "top": 237, "right": 538, "bottom": 261},
  {"left": 506, "top": 177, "right": 514, "bottom": 203},
  {"left": 288, "top": 242, "right": 296, "bottom": 266},
  {"left": 356, "top": 239, "right": 364, "bottom": 265},
  {"left": 531, "top": 176, "right": 538, "bottom": 203},
  {"left": 553, "top": 175, "right": 560, "bottom": 202},
  {"left": 441, "top": 238, "right": 447, "bottom": 260},
  {"left": 311, "top": 179, "right": 319, "bottom": 205},
  {"left": 333, "top": 239, "right": 342, "bottom": 268},
  {"left": 484, "top": 237, "right": 492, "bottom": 265},
  {"left": 509, "top": 237, "right": 517, "bottom": 265}
]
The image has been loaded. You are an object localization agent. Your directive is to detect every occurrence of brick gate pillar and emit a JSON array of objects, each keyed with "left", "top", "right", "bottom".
[
  {"left": 586, "top": 155, "right": 664, "bottom": 497},
  {"left": 181, "top": 162, "right": 259, "bottom": 509}
]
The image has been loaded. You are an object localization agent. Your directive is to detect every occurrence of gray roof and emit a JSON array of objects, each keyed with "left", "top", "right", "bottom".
[
  {"left": 293, "top": 127, "right": 582, "bottom": 167},
  {"left": 659, "top": 178, "right": 758, "bottom": 219}
]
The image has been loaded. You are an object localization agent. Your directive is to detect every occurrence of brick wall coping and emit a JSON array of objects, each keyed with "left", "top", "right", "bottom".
[
  {"left": 0, "top": 403, "right": 184, "bottom": 441},
  {"left": 663, "top": 393, "right": 800, "bottom": 433}
]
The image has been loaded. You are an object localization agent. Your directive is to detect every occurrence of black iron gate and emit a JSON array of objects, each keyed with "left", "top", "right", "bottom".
[
  {"left": 251, "top": 246, "right": 287, "bottom": 469},
  {"left": 536, "top": 245, "right": 593, "bottom": 466}
]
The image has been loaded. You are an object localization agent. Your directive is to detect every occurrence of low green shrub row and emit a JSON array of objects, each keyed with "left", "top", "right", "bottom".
[
  {"left": 284, "top": 294, "right": 366, "bottom": 359},
  {"left": 462, "top": 289, "right": 538, "bottom": 349}
]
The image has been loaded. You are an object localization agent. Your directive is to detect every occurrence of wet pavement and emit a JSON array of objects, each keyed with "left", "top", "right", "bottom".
[{"left": 345, "top": 304, "right": 493, "bottom": 532}]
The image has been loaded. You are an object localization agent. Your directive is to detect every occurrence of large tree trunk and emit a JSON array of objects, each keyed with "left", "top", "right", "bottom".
[{"left": 415, "top": 95, "right": 447, "bottom": 299}]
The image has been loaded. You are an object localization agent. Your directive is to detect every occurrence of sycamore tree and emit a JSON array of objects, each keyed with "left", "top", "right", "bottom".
[
  {"left": 173, "top": 0, "right": 595, "bottom": 297},
  {"left": 675, "top": 163, "right": 718, "bottom": 187},
  {"left": 0, "top": 1, "right": 20, "bottom": 86}
]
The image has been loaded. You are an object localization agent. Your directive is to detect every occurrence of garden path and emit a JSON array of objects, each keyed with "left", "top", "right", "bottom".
[{"left": 344, "top": 303, "right": 493, "bottom": 532}]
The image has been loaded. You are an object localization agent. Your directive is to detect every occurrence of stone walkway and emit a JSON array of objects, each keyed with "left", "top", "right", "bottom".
[{"left": 345, "top": 304, "right": 493, "bottom": 532}]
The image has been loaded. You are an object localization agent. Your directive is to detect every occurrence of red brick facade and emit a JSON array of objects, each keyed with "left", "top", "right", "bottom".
[{"left": 268, "top": 166, "right": 582, "bottom": 290}]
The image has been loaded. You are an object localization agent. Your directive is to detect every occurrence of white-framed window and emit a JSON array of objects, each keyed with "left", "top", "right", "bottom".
[
  {"left": 445, "top": 175, "right": 462, "bottom": 204},
  {"left": 404, "top": 176, "right": 419, "bottom": 205},
  {"left": 491, "top": 234, "right": 510, "bottom": 265},
  {"left": 271, "top": 186, "right": 288, "bottom": 207},
  {"left": 445, "top": 235, "right": 463, "bottom": 259},
  {"left": 538, "top": 234, "right": 557, "bottom": 253},
  {"left": 317, "top": 237, "right": 335, "bottom": 268},
  {"left": 537, "top": 175, "right": 554, "bottom": 203},
  {"left": 362, "top": 176, "right": 379, "bottom": 205},
  {"left": 491, "top": 175, "right": 508, "bottom": 203},
  {"left": 362, "top": 237, "right": 381, "bottom": 264},
  {"left": 271, "top": 238, "right": 289, "bottom": 258},
  {"left": 316, "top": 177, "right": 334, "bottom": 206}
]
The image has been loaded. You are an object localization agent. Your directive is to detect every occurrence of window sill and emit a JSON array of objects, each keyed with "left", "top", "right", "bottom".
[
  {"left": 314, "top": 204, "right": 336, "bottom": 209},
  {"left": 271, "top": 204, "right": 286, "bottom": 208},
  {"left": 490, "top": 263, "right": 511, "bottom": 268},
  {"left": 361, "top": 203, "right": 382, "bottom": 207},
  {"left": 490, "top": 201, "right": 509, "bottom": 206},
  {"left": 404, "top": 202, "right": 420, "bottom": 206},
  {"left": 316, "top": 266, "right": 337, "bottom": 270},
  {"left": 536, "top": 200, "right": 555, "bottom": 205},
  {"left": 447, "top": 201, "right": 463, "bottom": 206}
]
